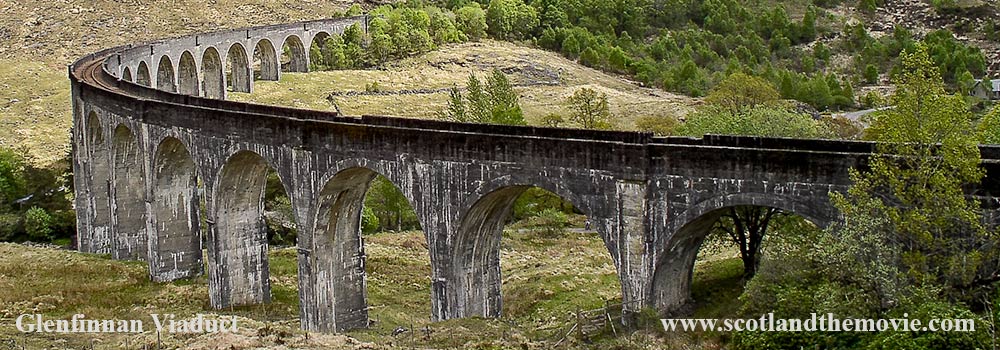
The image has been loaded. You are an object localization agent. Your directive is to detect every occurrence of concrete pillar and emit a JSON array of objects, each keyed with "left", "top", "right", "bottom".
[
  {"left": 110, "top": 124, "right": 148, "bottom": 260},
  {"left": 146, "top": 138, "right": 203, "bottom": 282},
  {"left": 206, "top": 151, "right": 271, "bottom": 308},
  {"left": 299, "top": 167, "right": 372, "bottom": 332}
]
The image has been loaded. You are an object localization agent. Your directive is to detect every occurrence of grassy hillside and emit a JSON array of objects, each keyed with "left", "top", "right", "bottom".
[
  {"left": 0, "top": 229, "right": 741, "bottom": 349},
  {"left": 0, "top": 0, "right": 357, "bottom": 166},
  {"left": 229, "top": 40, "right": 694, "bottom": 129}
]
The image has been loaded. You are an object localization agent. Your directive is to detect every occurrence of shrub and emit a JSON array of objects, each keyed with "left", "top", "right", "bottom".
[{"left": 24, "top": 206, "right": 53, "bottom": 242}]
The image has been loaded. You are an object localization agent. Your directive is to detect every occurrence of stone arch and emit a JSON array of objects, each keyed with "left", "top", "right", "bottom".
[
  {"left": 280, "top": 35, "right": 308, "bottom": 73},
  {"left": 177, "top": 51, "right": 199, "bottom": 96},
  {"left": 310, "top": 32, "right": 331, "bottom": 53},
  {"left": 252, "top": 39, "right": 279, "bottom": 81},
  {"left": 309, "top": 32, "right": 331, "bottom": 69},
  {"left": 449, "top": 183, "right": 598, "bottom": 319},
  {"left": 227, "top": 43, "right": 251, "bottom": 93},
  {"left": 86, "top": 111, "right": 112, "bottom": 254},
  {"left": 149, "top": 137, "right": 202, "bottom": 282},
  {"left": 201, "top": 47, "right": 225, "bottom": 99},
  {"left": 211, "top": 150, "right": 287, "bottom": 307},
  {"left": 155, "top": 55, "right": 176, "bottom": 92},
  {"left": 122, "top": 67, "right": 133, "bottom": 82},
  {"left": 110, "top": 124, "right": 147, "bottom": 260},
  {"left": 136, "top": 61, "right": 151, "bottom": 87},
  {"left": 649, "top": 192, "right": 831, "bottom": 315}
]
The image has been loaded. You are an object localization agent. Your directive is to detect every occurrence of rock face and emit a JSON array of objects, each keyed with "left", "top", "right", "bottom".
[{"left": 68, "top": 16, "right": 1000, "bottom": 334}]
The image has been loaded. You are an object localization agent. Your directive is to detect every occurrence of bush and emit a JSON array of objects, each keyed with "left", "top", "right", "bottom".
[
  {"left": 524, "top": 208, "right": 568, "bottom": 238},
  {"left": 635, "top": 115, "right": 680, "bottom": 135},
  {"left": 0, "top": 213, "right": 22, "bottom": 242},
  {"left": 361, "top": 206, "right": 380, "bottom": 234},
  {"left": 24, "top": 206, "right": 52, "bottom": 242}
]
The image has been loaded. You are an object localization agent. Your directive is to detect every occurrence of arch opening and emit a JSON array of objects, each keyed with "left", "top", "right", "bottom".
[
  {"left": 149, "top": 137, "right": 202, "bottom": 281},
  {"left": 155, "top": 55, "right": 176, "bottom": 92},
  {"left": 177, "top": 51, "right": 199, "bottom": 96},
  {"left": 252, "top": 39, "right": 279, "bottom": 81},
  {"left": 307, "top": 168, "right": 425, "bottom": 332},
  {"left": 651, "top": 202, "right": 823, "bottom": 318},
  {"left": 450, "top": 186, "right": 618, "bottom": 323},
  {"left": 85, "top": 112, "right": 112, "bottom": 254},
  {"left": 201, "top": 47, "right": 224, "bottom": 99},
  {"left": 136, "top": 61, "right": 151, "bottom": 87},
  {"left": 110, "top": 124, "right": 147, "bottom": 260},
  {"left": 309, "top": 32, "right": 332, "bottom": 71},
  {"left": 121, "top": 67, "right": 133, "bottom": 82},
  {"left": 212, "top": 151, "right": 297, "bottom": 309},
  {"left": 280, "top": 35, "right": 308, "bottom": 73},
  {"left": 226, "top": 43, "right": 251, "bottom": 93}
]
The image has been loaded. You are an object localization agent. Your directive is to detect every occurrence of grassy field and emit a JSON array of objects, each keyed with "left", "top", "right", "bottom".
[{"left": 0, "top": 227, "right": 742, "bottom": 349}]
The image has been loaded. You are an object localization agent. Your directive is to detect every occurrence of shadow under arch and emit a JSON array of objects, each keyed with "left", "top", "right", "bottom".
[
  {"left": 449, "top": 183, "right": 611, "bottom": 320},
  {"left": 177, "top": 51, "right": 199, "bottom": 96},
  {"left": 85, "top": 111, "right": 112, "bottom": 254},
  {"left": 121, "top": 67, "right": 133, "bottom": 82},
  {"left": 226, "top": 43, "right": 251, "bottom": 93},
  {"left": 149, "top": 137, "right": 203, "bottom": 282},
  {"left": 211, "top": 150, "right": 294, "bottom": 308},
  {"left": 303, "top": 166, "right": 425, "bottom": 332},
  {"left": 650, "top": 192, "right": 832, "bottom": 315},
  {"left": 110, "top": 124, "right": 147, "bottom": 260},
  {"left": 155, "top": 55, "right": 175, "bottom": 92},
  {"left": 136, "top": 61, "right": 151, "bottom": 87},
  {"left": 280, "top": 34, "right": 308, "bottom": 73},
  {"left": 252, "top": 38, "right": 279, "bottom": 81},
  {"left": 201, "top": 47, "right": 224, "bottom": 99}
]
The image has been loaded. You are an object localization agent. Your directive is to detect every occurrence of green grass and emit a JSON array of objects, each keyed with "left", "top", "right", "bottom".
[{"left": 0, "top": 229, "right": 747, "bottom": 349}]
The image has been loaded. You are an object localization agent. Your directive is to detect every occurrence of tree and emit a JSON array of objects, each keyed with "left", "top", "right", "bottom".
[
  {"left": 486, "top": 68, "right": 525, "bottom": 125},
  {"left": 680, "top": 104, "right": 832, "bottom": 278},
  {"left": 567, "top": 87, "right": 613, "bottom": 129},
  {"left": 24, "top": 207, "right": 52, "bottom": 242},
  {"left": 486, "top": 0, "right": 538, "bottom": 40},
  {"left": 455, "top": 5, "right": 488, "bottom": 41},
  {"left": 705, "top": 73, "right": 780, "bottom": 113},
  {"left": 441, "top": 69, "right": 526, "bottom": 125},
  {"left": 847, "top": 45, "right": 995, "bottom": 302},
  {"left": 714, "top": 206, "right": 779, "bottom": 279},
  {"left": 981, "top": 106, "right": 1000, "bottom": 144},
  {"left": 0, "top": 147, "right": 26, "bottom": 213}
]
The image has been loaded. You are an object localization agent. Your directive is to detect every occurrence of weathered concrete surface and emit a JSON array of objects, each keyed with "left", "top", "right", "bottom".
[{"left": 69, "top": 16, "right": 1000, "bottom": 334}]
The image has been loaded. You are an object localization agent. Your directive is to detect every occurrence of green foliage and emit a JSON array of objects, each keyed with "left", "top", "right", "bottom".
[
  {"left": 864, "top": 64, "right": 879, "bottom": 84},
  {"left": 0, "top": 147, "right": 27, "bottom": 212},
  {"left": 361, "top": 206, "right": 379, "bottom": 234},
  {"left": 679, "top": 105, "right": 832, "bottom": 139},
  {"left": 981, "top": 105, "right": 1000, "bottom": 144},
  {"left": 455, "top": 5, "right": 488, "bottom": 41},
  {"left": 634, "top": 115, "right": 680, "bottom": 135},
  {"left": 567, "top": 87, "right": 613, "bottom": 130},
  {"left": 364, "top": 176, "right": 420, "bottom": 232},
  {"left": 838, "top": 44, "right": 995, "bottom": 307},
  {"left": 0, "top": 213, "right": 21, "bottom": 242},
  {"left": 485, "top": 0, "right": 538, "bottom": 40},
  {"left": 522, "top": 208, "right": 569, "bottom": 238},
  {"left": 705, "top": 73, "right": 780, "bottom": 112},
  {"left": 441, "top": 69, "right": 526, "bottom": 125},
  {"left": 346, "top": 3, "right": 364, "bottom": 16},
  {"left": 859, "top": 0, "right": 878, "bottom": 15},
  {"left": 24, "top": 206, "right": 52, "bottom": 242}
]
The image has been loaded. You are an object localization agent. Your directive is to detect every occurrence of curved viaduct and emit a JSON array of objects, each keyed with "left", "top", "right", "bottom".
[{"left": 69, "top": 16, "right": 1000, "bottom": 332}]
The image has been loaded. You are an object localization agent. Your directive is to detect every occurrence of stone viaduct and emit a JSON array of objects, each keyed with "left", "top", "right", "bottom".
[{"left": 69, "top": 16, "right": 1000, "bottom": 333}]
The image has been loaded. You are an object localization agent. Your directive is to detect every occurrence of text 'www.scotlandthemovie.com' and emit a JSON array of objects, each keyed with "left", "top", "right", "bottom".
[{"left": 661, "top": 313, "right": 976, "bottom": 332}]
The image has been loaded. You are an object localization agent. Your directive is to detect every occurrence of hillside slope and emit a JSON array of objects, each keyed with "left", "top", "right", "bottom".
[{"left": 229, "top": 40, "right": 695, "bottom": 128}]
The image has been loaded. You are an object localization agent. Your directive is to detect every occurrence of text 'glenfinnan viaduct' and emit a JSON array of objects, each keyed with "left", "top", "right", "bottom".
[{"left": 68, "top": 16, "right": 1000, "bottom": 332}]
